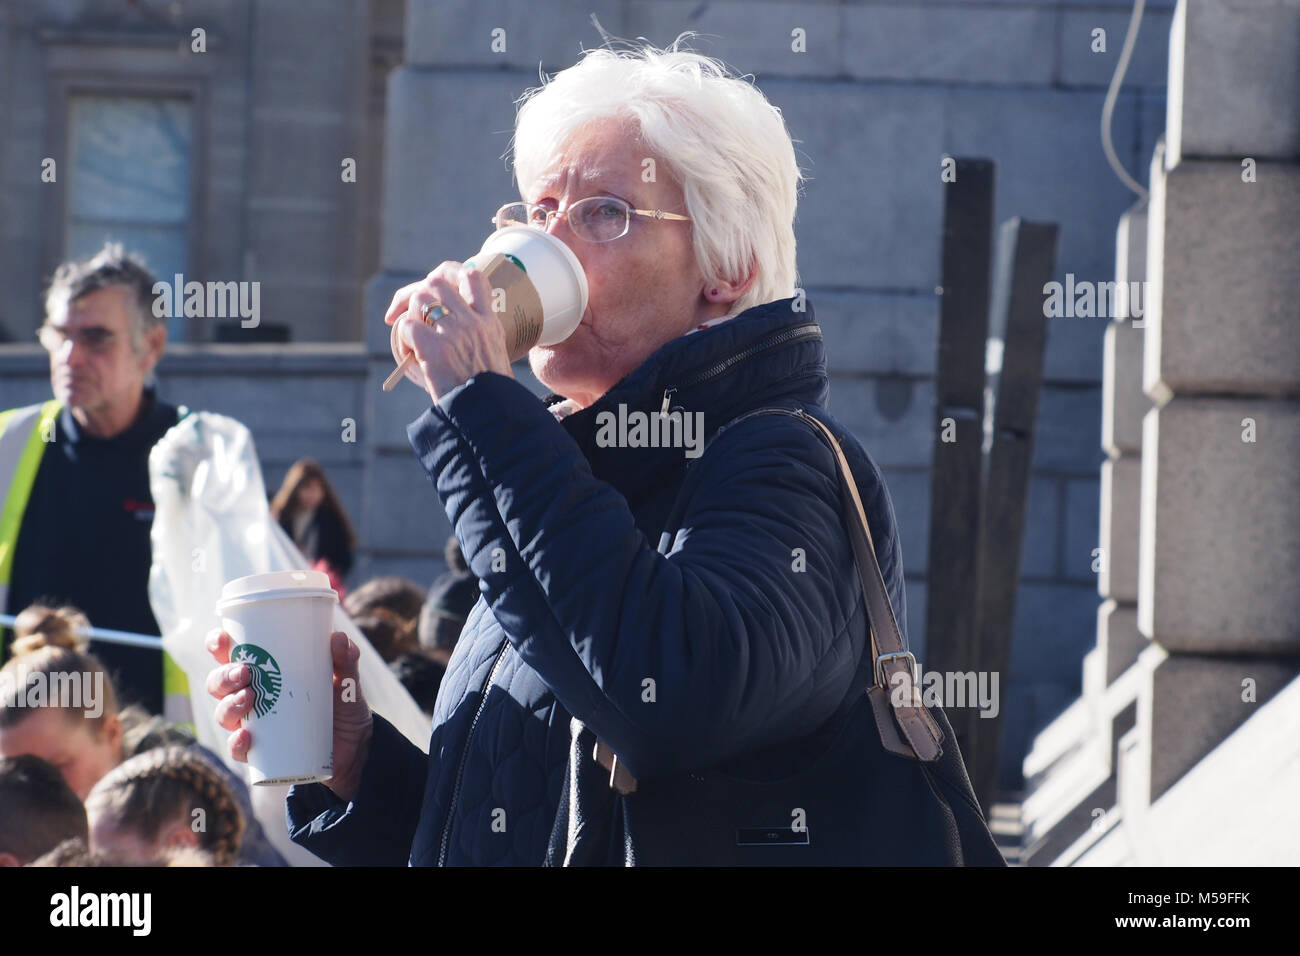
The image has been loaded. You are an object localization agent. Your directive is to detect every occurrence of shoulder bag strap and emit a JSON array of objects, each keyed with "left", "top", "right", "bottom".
[
  {"left": 593, "top": 402, "right": 945, "bottom": 792},
  {"left": 713, "top": 404, "right": 944, "bottom": 761},
  {"left": 785, "top": 407, "right": 944, "bottom": 763}
]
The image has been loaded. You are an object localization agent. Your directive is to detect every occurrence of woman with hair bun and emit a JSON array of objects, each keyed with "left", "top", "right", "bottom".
[{"left": 0, "top": 603, "right": 123, "bottom": 800}]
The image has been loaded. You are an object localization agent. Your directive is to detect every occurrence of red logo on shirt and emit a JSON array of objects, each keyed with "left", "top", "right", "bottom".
[{"left": 122, "top": 497, "right": 155, "bottom": 521}]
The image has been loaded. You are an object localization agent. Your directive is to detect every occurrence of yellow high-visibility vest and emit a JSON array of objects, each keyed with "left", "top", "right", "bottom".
[
  {"left": 0, "top": 400, "right": 60, "bottom": 617},
  {"left": 0, "top": 400, "right": 190, "bottom": 713}
]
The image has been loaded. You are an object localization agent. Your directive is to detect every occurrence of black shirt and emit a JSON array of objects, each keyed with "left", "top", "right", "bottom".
[
  {"left": 279, "top": 508, "right": 355, "bottom": 581},
  {"left": 3, "top": 387, "right": 181, "bottom": 714}
]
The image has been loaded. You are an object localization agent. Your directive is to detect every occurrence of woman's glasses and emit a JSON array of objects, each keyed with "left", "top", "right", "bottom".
[{"left": 492, "top": 196, "right": 690, "bottom": 243}]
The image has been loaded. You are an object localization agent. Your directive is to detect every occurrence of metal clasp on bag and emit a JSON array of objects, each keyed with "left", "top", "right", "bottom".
[
  {"left": 593, "top": 738, "right": 638, "bottom": 794},
  {"left": 875, "top": 650, "right": 919, "bottom": 693}
]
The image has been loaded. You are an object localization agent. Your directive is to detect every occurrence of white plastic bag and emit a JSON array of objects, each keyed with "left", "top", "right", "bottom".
[{"left": 148, "top": 410, "right": 432, "bottom": 866}]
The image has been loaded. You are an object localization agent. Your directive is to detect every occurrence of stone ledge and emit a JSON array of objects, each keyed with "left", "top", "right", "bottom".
[{"left": 0, "top": 343, "right": 368, "bottom": 375}]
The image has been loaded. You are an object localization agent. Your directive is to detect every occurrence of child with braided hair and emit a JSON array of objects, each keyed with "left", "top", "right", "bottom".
[
  {"left": 85, "top": 745, "right": 244, "bottom": 867},
  {"left": 1, "top": 603, "right": 286, "bottom": 865},
  {"left": 31, "top": 836, "right": 214, "bottom": 867}
]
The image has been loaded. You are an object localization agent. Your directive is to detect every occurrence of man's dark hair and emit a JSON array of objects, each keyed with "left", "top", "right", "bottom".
[
  {"left": 0, "top": 754, "right": 89, "bottom": 865},
  {"left": 43, "top": 242, "right": 163, "bottom": 349}
]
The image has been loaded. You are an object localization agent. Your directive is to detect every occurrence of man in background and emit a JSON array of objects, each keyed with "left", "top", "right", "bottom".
[{"left": 0, "top": 243, "right": 183, "bottom": 714}]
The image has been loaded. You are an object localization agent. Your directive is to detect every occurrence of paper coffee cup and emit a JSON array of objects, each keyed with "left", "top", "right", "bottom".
[
  {"left": 470, "top": 226, "right": 588, "bottom": 348},
  {"left": 465, "top": 252, "right": 545, "bottom": 362},
  {"left": 390, "top": 225, "right": 588, "bottom": 389},
  {"left": 215, "top": 570, "right": 338, "bottom": 787}
]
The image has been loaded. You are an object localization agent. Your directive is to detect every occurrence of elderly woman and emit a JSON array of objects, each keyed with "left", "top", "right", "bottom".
[{"left": 207, "top": 42, "right": 999, "bottom": 866}]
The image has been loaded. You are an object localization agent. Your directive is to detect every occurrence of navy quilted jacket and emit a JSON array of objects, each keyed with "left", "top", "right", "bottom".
[{"left": 284, "top": 297, "right": 909, "bottom": 865}]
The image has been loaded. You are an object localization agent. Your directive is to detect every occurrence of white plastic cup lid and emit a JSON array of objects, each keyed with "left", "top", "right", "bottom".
[{"left": 218, "top": 570, "right": 338, "bottom": 606}]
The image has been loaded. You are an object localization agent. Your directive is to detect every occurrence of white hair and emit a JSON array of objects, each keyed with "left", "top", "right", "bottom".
[{"left": 509, "top": 37, "right": 804, "bottom": 317}]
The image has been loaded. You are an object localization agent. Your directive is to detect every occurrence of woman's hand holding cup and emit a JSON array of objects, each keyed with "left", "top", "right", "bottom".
[
  {"left": 385, "top": 261, "right": 513, "bottom": 404},
  {"left": 205, "top": 627, "right": 375, "bottom": 802}
]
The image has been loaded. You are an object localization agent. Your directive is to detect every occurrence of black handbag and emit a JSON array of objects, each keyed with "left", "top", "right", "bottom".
[{"left": 545, "top": 406, "right": 1006, "bottom": 866}]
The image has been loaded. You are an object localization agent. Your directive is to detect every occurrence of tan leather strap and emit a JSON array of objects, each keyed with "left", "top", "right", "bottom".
[{"left": 793, "top": 408, "right": 943, "bottom": 763}]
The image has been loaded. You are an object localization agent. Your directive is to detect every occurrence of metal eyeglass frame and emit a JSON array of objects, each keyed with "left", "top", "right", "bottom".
[{"left": 492, "top": 196, "right": 691, "bottom": 243}]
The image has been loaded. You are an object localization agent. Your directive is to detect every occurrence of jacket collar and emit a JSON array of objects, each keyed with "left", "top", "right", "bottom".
[{"left": 553, "top": 297, "right": 828, "bottom": 499}]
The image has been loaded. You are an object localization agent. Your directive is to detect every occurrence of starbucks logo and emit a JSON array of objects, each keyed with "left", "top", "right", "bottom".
[{"left": 230, "top": 643, "right": 282, "bottom": 718}]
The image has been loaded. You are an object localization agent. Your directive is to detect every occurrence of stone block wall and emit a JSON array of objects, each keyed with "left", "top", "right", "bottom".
[{"left": 1022, "top": 0, "right": 1300, "bottom": 865}]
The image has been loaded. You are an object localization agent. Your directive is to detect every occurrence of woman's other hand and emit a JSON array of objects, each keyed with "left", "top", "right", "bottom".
[
  {"left": 384, "top": 261, "right": 513, "bottom": 403},
  {"left": 205, "top": 628, "right": 375, "bottom": 802}
]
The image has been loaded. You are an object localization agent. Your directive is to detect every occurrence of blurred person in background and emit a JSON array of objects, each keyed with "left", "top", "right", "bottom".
[
  {"left": 270, "top": 459, "right": 357, "bottom": 597},
  {"left": 417, "top": 536, "right": 478, "bottom": 667},
  {"left": 388, "top": 651, "right": 445, "bottom": 717},
  {"left": 343, "top": 575, "right": 423, "bottom": 662},
  {"left": 85, "top": 744, "right": 245, "bottom": 867},
  {"left": 347, "top": 573, "right": 450, "bottom": 711},
  {"left": 0, "top": 603, "right": 285, "bottom": 866},
  {"left": 0, "top": 753, "right": 89, "bottom": 866},
  {"left": 0, "top": 243, "right": 185, "bottom": 715},
  {"left": 0, "top": 604, "right": 122, "bottom": 799},
  {"left": 31, "top": 837, "right": 213, "bottom": 867}
]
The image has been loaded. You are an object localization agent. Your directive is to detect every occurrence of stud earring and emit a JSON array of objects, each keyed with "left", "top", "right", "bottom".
[{"left": 711, "top": 288, "right": 719, "bottom": 296}]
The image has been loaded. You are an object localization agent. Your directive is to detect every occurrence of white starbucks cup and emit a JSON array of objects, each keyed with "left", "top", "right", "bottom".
[
  {"left": 215, "top": 570, "right": 338, "bottom": 787},
  {"left": 389, "top": 225, "right": 588, "bottom": 390}
]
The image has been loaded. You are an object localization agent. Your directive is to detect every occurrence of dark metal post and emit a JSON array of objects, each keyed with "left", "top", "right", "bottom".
[
  {"left": 925, "top": 158, "right": 995, "bottom": 770},
  {"left": 968, "top": 218, "right": 1059, "bottom": 815}
]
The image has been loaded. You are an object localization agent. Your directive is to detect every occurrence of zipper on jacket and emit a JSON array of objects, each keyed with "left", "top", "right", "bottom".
[
  {"left": 437, "top": 639, "right": 511, "bottom": 866},
  {"left": 667, "top": 322, "right": 822, "bottom": 401}
]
